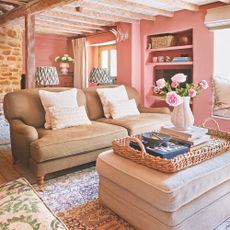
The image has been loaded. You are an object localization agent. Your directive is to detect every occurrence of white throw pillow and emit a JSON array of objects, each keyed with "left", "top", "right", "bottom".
[
  {"left": 39, "top": 89, "right": 78, "bottom": 129},
  {"left": 214, "top": 77, "right": 230, "bottom": 108},
  {"left": 109, "top": 99, "right": 140, "bottom": 119},
  {"left": 96, "top": 85, "right": 129, "bottom": 118},
  {"left": 48, "top": 106, "right": 91, "bottom": 130}
]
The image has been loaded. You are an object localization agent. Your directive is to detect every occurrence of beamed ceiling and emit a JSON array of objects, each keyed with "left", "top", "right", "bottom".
[{"left": 0, "top": 0, "right": 229, "bottom": 37}]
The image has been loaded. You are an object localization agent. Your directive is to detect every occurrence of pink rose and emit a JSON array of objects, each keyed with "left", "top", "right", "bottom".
[
  {"left": 171, "top": 73, "right": 187, "bottom": 83},
  {"left": 156, "top": 78, "right": 166, "bottom": 89},
  {"left": 171, "top": 81, "right": 179, "bottom": 88},
  {"left": 165, "top": 91, "right": 183, "bottom": 107},
  {"left": 188, "top": 88, "right": 197, "bottom": 98},
  {"left": 199, "top": 80, "right": 208, "bottom": 89}
]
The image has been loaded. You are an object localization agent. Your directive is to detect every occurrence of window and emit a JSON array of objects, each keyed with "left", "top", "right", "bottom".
[
  {"left": 212, "top": 29, "right": 230, "bottom": 119},
  {"left": 99, "top": 45, "right": 117, "bottom": 78}
]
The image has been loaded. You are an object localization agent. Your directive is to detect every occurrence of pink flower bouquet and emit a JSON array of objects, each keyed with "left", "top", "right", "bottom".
[{"left": 153, "top": 73, "right": 208, "bottom": 106}]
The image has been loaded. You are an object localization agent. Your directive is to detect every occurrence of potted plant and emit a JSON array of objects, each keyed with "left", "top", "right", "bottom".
[
  {"left": 55, "top": 54, "right": 73, "bottom": 75},
  {"left": 153, "top": 73, "right": 208, "bottom": 130}
]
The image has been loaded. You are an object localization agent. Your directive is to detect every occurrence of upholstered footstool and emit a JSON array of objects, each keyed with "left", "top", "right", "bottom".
[{"left": 96, "top": 150, "right": 230, "bottom": 230}]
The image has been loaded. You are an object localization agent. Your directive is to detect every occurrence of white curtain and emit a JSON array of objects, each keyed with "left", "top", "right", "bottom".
[{"left": 72, "top": 38, "right": 88, "bottom": 88}]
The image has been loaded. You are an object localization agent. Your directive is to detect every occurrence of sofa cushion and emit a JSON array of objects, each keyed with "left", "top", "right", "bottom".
[
  {"left": 97, "top": 150, "right": 230, "bottom": 212},
  {"left": 48, "top": 106, "right": 91, "bottom": 130},
  {"left": 109, "top": 99, "right": 140, "bottom": 119},
  {"left": 96, "top": 85, "right": 129, "bottom": 118},
  {"left": 30, "top": 121, "right": 128, "bottom": 163},
  {"left": 83, "top": 85, "right": 141, "bottom": 120},
  {"left": 97, "top": 113, "right": 171, "bottom": 135},
  {"left": 39, "top": 88, "right": 78, "bottom": 129}
]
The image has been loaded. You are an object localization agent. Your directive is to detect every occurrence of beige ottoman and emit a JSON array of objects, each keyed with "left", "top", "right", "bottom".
[{"left": 96, "top": 150, "right": 230, "bottom": 230}]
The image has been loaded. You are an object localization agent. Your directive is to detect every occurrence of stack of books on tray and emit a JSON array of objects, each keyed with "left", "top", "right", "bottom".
[{"left": 160, "top": 125, "right": 210, "bottom": 150}]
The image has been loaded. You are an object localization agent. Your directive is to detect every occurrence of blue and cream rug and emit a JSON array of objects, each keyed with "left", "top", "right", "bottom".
[{"left": 35, "top": 167, "right": 230, "bottom": 230}]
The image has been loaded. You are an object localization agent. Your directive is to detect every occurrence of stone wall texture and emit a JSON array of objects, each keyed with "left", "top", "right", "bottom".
[{"left": 0, "top": 26, "right": 22, "bottom": 103}]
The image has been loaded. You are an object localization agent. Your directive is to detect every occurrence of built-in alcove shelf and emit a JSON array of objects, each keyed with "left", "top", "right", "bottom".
[
  {"left": 146, "top": 61, "right": 193, "bottom": 67},
  {"left": 145, "top": 29, "right": 194, "bottom": 108},
  {"left": 146, "top": 45, "right": 193, "bottom": 53}
]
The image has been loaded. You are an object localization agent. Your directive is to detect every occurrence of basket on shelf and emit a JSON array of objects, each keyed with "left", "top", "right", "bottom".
[
  {"left": 112, "top": 129, "right": 230, "bottom": 173},
  {"left": 151, "top": 35, "right": 176, "bottom": 48}
]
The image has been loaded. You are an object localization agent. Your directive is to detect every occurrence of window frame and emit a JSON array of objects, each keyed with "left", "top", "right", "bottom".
[{"left": 98, "top": 45, "right": 117, "bottom": 78}]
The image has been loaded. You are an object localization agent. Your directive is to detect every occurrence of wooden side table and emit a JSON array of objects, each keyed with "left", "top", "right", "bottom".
[{"left": 58, "top": 73, "right": 74, "bottom": 87}]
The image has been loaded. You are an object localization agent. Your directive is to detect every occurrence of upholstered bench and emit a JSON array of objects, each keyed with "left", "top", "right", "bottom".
[
  {"left": 0, "top": 178, "right": 67, "bottom": 229},
  {"left": 96, "top": 150, "right": 230, "bottom": 230}
]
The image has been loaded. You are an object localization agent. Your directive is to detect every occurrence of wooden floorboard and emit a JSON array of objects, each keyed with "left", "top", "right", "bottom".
[{"left": 0, "top": 144, "right": 35, "bottom": 185}]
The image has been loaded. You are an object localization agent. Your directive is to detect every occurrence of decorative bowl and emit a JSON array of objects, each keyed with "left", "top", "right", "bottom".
[{"left": 142, "top": 132, "right": 171, "bottom": 148}]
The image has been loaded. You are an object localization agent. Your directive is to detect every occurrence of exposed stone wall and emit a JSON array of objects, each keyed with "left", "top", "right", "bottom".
[{"left": 0, "top": 26, "right": 22, "bottom": 105}]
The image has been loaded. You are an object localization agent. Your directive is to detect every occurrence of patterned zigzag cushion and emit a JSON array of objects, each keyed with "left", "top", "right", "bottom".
[{"left": 0, "top": 178, "right": 67, "bottom": 230}]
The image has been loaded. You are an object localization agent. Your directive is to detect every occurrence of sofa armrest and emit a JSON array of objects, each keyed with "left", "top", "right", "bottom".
[
  {"left": 138, "top": 106, "right": 171, "bottom": 114},
  {"left": 10, "top": 119, "right": 39, "bottom": 141},
  {"left": 10, "top": 119, "right": 39, "bottom": 165}
]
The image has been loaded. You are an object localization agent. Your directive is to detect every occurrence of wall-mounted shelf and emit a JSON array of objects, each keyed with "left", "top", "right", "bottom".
[
  {"left": 147, "top": 61, "right": 193, "bottom": 67},
  {"left": 146, "top": 45, "right": 193, "bottom": 52}
]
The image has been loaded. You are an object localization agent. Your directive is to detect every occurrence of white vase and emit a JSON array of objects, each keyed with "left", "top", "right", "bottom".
[
  {"left": 171, "top": 96, "right": 194, "bottom": 131},
  {"left": 60, "top": 62, "right": 69, "bottom": 75}
]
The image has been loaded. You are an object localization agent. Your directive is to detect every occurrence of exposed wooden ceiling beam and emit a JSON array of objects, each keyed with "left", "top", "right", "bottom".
[
  {"left": 36, "top": 20, "right": 96, "bottom": 33},
  {"left": 0, "top": 0, "right": 75, "bottom": 25},
  {"left": 154, "top": 0, "right": 199, "bottom": 11},
  {"left": 43, "top": 10, "right": 115, "bottom": 26},
  {"left": 35, "top": 26, "right": 83, "bottom": 35},
  {"left": 83, "top": 0, "right": 173, "bottom": 17},
  {"left": 36, "top": 15, "right": 105, "bottom": 30},
  {"left": 0, "top": 0, "right": 24, "bottom": 6},
  {"left": 74, "top": 1, "right": 155, "bottom": 21},
  {"left": 36, "top": 28, "right": 76, "bottom": 36},
  {"left": 218, "top": 0, "right": 230, "bottom": 3},
  {"left": 75, "top": 6, "right": 139, "bottom": 23}
]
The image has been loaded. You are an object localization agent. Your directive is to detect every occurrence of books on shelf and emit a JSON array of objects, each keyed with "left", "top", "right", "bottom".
[{"left": 160, "top": 125, "right": 208, "bottom": 141}]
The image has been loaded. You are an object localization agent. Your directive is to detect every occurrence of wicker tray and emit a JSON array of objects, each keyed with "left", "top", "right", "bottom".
[{"left": 112, "top": 129, "right": 230, "bottom": 173}]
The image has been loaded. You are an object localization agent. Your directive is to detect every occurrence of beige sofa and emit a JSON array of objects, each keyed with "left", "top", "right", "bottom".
[{"left": 4, "top": 85, "right": 170, "bottom": 190}]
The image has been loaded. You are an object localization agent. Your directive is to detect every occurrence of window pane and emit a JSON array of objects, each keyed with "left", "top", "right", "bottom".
[
  {"left": 110, "top": 49, "right": 117, "bottom": 77},
  {"left": 101, "top": 50, "right": 108, "bottom": 69}
]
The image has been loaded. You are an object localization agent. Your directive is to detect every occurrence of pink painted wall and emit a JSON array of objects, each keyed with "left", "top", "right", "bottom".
[
  {"left": 140, "top": 3, "right": 229, "bottom": 131},
  {"left": 22, "top": 33, "right": 73, "bottom": 74},
  {"left": 116, "top": 23, "right": 132, "bottom": 86}
]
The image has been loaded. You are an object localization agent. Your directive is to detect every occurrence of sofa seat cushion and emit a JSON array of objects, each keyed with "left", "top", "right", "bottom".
[
  {"left": 30, "top": 122, "right": 128, "bottom": 163},
  {"left": 97, "top": 150, "right": 230, "bottom": 212},
  {"left": 97, "top": 113, "right": 171, "bottom": 135}
]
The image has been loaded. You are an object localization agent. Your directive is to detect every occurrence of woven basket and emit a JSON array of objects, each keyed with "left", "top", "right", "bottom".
[
  {"left": 151, "top": 35, "right": 176, "bottom": 48},
  {"left": 112, "top": 129, "right": 230, "bottom": 173}
]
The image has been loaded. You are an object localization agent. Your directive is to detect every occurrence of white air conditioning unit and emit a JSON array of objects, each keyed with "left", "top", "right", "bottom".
[{"left": 205, "top": 5, "right": 230, "bottom": 30}]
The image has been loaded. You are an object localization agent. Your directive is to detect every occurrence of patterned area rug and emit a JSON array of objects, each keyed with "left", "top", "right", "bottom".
[
  {"left": 36, "top": 167, "right": 230, "bottom": 230},
  {"left": 0, "top": 115, "right": 10, "bottom": 145},
  {"left": 58, "top": 199, "right": 134, "bottom": 230}
]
